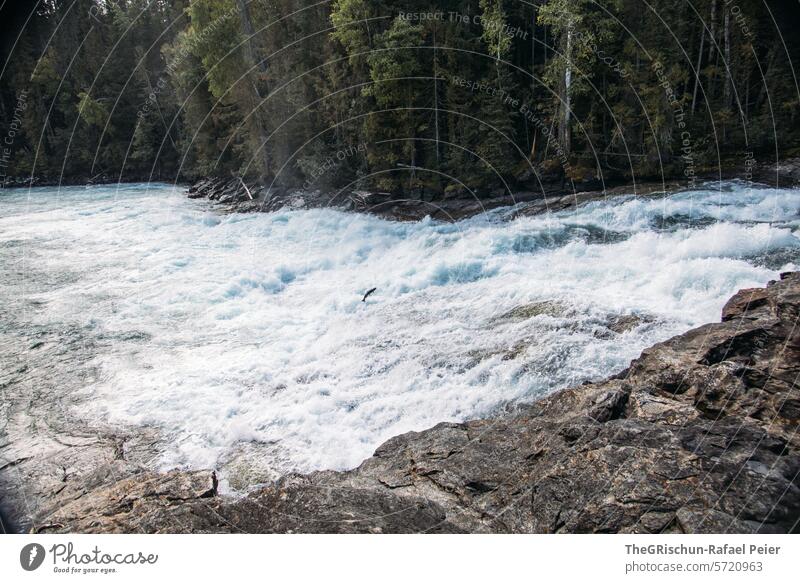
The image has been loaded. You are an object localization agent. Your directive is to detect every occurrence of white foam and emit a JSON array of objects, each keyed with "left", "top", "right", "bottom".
[{"left": 1, "top": 182, "right": 797, "bottom": 483}]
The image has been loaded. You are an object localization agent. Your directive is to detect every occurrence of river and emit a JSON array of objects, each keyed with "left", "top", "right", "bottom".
[{"left": 1, "top": 181, "right": 798, "bottom": 493}]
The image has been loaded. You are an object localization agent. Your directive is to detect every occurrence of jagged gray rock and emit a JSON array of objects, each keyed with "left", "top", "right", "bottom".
[
  {"left": 186, "top": 176, "right": 685, "bottom": 222},
  {"left": 33, "top": 273, "right": 800, "bottom": 534},
  {"left": 759, "top": 158, "right": 800, "bottom": 187}
]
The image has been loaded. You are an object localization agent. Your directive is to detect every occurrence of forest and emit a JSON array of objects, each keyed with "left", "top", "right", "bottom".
[{"left": 1, "top": 0, "right": 798, "bottom": 195}]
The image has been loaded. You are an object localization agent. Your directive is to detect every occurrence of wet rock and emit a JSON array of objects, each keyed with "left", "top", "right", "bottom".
[
  {"left": 605, "top": 313, "right": 655, "bottom": 334},
  {"left": 492, "top": 300, "right": 567, "bottom": 323},
  {"left": 758, "top": 158, "right": 800, "bottom": 187},
  {"left": 26, "top": 273, "right": 800, "bottom": 533},
  {"left": 512, "top": 182, "right": 683, "bottom": 220},
  {"left": 721, "top": 287, "right": 771, "bottom": 321},
  {"left": 186, "top": 176, "right": 689, "bottom": 223}
]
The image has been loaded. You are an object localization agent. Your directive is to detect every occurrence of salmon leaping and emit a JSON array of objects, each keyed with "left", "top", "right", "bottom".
[{"left": 362, "top": 287, "right": 377, "bottom": 302}]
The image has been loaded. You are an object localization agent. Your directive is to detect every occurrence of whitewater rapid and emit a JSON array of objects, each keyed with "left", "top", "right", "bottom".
[{"left": 1, "top": 181, "right": 798, "bottom": 490}]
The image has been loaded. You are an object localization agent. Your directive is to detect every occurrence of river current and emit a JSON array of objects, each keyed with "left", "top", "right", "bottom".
[{"left": 1, "top": 181, "right": 798, "bottom": 490}]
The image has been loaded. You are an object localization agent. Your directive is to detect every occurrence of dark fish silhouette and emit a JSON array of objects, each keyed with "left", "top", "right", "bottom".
[{"left": 362, "top": 287, "right": 377, "bottom": 302}]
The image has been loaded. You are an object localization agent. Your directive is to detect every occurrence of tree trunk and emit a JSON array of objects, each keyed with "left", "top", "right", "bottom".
[
  {"left": 691, "top": 23, "right": 705, "bottom": 114},
  {"left": 531, "top": 9, "right": 536, "bottom": 95},
  {"left": 236, "top": 0, "right": 270, "bottom": 180},
  {"left": 707, "top": 0, "right": 718, "bottom": 99},
  {"left": 433, "top": 29, "right": 440, "bottom": 165},
  {"left": 237, "top": 0, "right": 268, "bottom": 80},
  {"left": 744, "top": 72, "right": 750, "bottom": 121},
  {"left": 707, "top": 0, "right": 718, "bottom": 61},
  {"left": 723, "top": 7, "right": 732, "bottom": 109},
  {"left": 560, "top": 24, "right": 573, "bottom": 156},
  {"left": 543, "top": 25, "right": 547, "bottom": 61},
  {"left": 754, "top": 44, "right": 778, "bottom": 111}
]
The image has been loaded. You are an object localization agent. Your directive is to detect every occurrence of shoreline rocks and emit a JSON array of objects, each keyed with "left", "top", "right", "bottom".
[
  {"left": 183, "top": 176, "right": 687, "bottom": 222},
  {"left": 181, "top": 158, "right": 800, "bottom": 222},
  {"left": 4, "top": 157, "right": 797, "bottom": 223},
  {"left": 27, "top": 273, "right": 800, "bottom": 533}
]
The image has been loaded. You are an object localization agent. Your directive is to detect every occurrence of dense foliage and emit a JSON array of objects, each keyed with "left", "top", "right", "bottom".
[{"left": 1, "top": 0, "right": 798, "bottom": 194}]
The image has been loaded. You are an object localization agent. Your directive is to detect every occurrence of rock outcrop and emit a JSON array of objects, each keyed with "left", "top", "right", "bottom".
[
  {"left": 758, "top": 158, "right": 800, "bottom": 188},
  {"left": 185, "top": 176, "right": 685, "bottom": 222},
  {"left": 185, "top": 159, "right": 800, "bottom": 223},
  {"left": 33, "top": 273, "right": 800, "bottom": 534}
]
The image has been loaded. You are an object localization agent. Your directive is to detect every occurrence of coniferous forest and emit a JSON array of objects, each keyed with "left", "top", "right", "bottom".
[{"left": 1, "top": 0, "right": 799, "bottom": 195}]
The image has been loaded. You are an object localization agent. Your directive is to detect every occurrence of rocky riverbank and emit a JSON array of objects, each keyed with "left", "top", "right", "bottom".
[
  {"left": 183, "top": 158, "right": 800, "bottom": 221},
  {"left": 23, "top": 272, "right": 800, "bottom": 534},
  {"left": 4, "top": 158, "right": 798, "bottom": 222},
  {"left": 186, "top": 175, "right": 685, "bottom": 222}
]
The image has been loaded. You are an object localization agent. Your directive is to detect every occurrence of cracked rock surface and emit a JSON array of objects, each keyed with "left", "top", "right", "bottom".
[{"left": 24, "top": 273, "right": 800, "bottom": 533}]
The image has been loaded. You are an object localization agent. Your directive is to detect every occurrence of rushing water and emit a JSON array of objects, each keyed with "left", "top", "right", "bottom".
[{"left": 1, "top": 181, "right": 798, "bottom": 490}]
